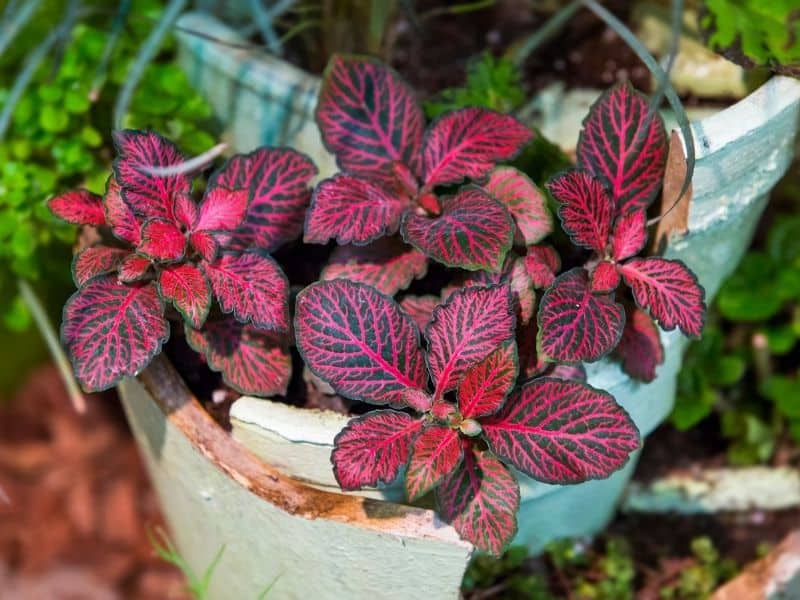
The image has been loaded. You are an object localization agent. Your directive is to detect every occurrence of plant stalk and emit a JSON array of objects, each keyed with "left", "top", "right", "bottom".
[
  {"left": 113, "top": 0, "right": 187, "bottom": 129},
  {"left": 17, "top": 279, "right": 86, "bottom": 414}
]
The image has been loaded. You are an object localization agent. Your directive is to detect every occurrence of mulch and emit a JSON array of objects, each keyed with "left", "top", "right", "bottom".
[{"left": 0, "top": 364, "right": 188, "bottom": 599}]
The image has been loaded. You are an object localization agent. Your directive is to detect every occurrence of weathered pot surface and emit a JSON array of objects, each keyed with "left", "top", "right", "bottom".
[{"left": 119, "top": 357, "right": 472, "bottom": 600}]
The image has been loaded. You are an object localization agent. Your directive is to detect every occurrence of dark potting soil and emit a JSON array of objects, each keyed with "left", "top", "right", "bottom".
[{"left": 270, "top": 0, "right": 650, "bottom": 99}]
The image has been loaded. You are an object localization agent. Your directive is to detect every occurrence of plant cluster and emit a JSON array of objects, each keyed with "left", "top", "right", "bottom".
[
  {"left": 464, "top": 535, "right": 735, "bottom": 599},
  {"left": 0, "top": 0, "right": 214, "bottom": 331},
  {"left": 50, "top": 130, "right": 316, "bottom": 394},
  {"left": 424, "top": 52, "right": 525, "bottom": 119},
  {"left": 672, "top": 210, "right": 800, "bottom": 464},
  {"left": 700, "top": 0, "right": 800, "bottom": 77},
  {"left": 52, "top": 54, "right": 707, "bottom": 555}
]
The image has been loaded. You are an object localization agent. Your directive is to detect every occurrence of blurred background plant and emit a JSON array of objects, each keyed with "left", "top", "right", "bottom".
[
  {"left": 0, "top": 0, "right": 215, "bottom": 395},
  {"left": 462, "top": 534, "right": 735, "bottom": 599},
  {"left": 671, "top": 169, "right": 800, "bottom": 465}
]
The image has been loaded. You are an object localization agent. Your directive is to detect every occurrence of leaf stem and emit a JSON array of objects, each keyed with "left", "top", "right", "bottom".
[
  {"left": 510, "top": 0, "right": 581, "bottom": 66},
  {"left": 18, "top": 279, "right": 86, "bottom": 414},
  {"left": 113, "top": 0, "right": 187, "bottom": 129},
  {"left": 141, "top": 142, "right": 228, "bottom": 177},
  {"left": 0, "top": 0, "right": 41, "bottom": 57},
  {"left": 89, "top": 0, "right": 132, "bottom": 102}
]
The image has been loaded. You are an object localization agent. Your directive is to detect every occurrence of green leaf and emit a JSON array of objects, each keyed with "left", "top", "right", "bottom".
[
  {"left": 3, "top": 294, "right": 31, "bottom": 332},
  {"left": 717, "top": 253, "right": 784, "bottom": 320},
  {"left": 760, "top": 375, "right": 800, "bottom": 418},
  {"left": 767, "top": 215, "right": 800, "bottom": 264},
  {"left": 39, "top": 104, "right": 69, "bottom": 133},
  {"left": 64, "top": 87, "right": 91, "bottom": 114},
  {"left": 789, "top": 419, "right": 800, "bottom": 443},
  {"left": 424, "top": 52, "right": 525, "bottom": 119},
  {"left": 700, "top": 0, "right": 800, "bottom": 76},
  {"left": 765, "top": 325, "right": 797, "bottom": 355},
  {"left": 722, "top": 412, "right": 776, "bottom": 465},
  {"left": 671, "top": 383, "right": 716, "bottom": 430},
  {"left": 709, "top": 355, "right": 746, "bottom": 386}
]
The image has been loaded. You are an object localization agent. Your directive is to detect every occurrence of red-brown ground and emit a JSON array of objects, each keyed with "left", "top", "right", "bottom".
[{"left": 0, "top": 364, "right": 188, "bottom": 599}]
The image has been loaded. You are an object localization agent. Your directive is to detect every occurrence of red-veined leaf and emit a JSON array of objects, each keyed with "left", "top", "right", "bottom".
[
  {"left": 316, "top": 55, "right": 424, "bottom": 178},
  {"left": 194, "top": 188, "right": 249, "bottom": 232},
  {"left": 422, "top": 108, "right": 531, "bottom": 187},
  {"left": 72, "top": 246, "right": 128, "bottom": 287},
  {"left": 203, "top": 251, "right": 289, "bottom": 331},
  {"left": 426, "top": 285, "right": 515, "bottom": 395},
  {"left": 331, "top": 409, "right": 424, "bottom": 490},
  {"left": 295, "top": 279, "right": 428, "bottom": 406},
  {"left": 517, "top": 319, "right": 546, "bottom": 379},
  {"left": 614, "top": 307, "right": 663, "bottom": 382},
  {"left": 189, "top": 231, "right": 218, "bottom": 262},
  {"left": 137, "top": 219, "right": 186, "bottom": 262},
  {"left": 405, "top": 426, "right": 463, "bottom": 501},
  {"left": 186, "top": 317, "right": 291, "bottom": 396},
  {"left": 590, "top": 260, "right": 621, "bottom": 293},
  {"left": 484, "top": 167, "right": 552, "bottom": 245},
  {"left": 399, "top": 388, "right": 433, "bottom": 412},
  {"left": 482, "top": 378, "right": 640, "bottom": 484},
  {"left": 547, "top": 170, "right": 612, "bottom": 254},
  {"left": 549, "top": 363, "right": 587, "bottom": 382},
  {"left": 118, "top": 254, "right": 151, "bottom": 283},
  {"left": 524, "top": 244, "right": 561, "bottom": 289},
  {"left": 576, "top": 82, "right": 667, "bottom": 211},
  {"left": 320, "top": 238, "right": 428, "bottom": 296},
  {"left": 158, "top": 263, "right": 211, "bottom": 328},
  {"left": 61, "top": 277, "right": 168, "bottom": 392},
  {"left": 400, "top": 294, "right": 440, "bottom": 331},
  {"left": 104, "top": 176, "right": 141, "bottom": 245},
  {"left": 112, "top": 129, "right": 190, "bottom": 220},
  {"left": 509, "top": 258, "right": 536, "bottom": 325},
  {"left": 305, "top": 174, "right": 409, "bottom": 245},
  {"left": 209, "top": 148, "right": 317, "bottom": 251},
  {"left": 173, "top": 193, "right": 198, "bottom": 230},
  {"left": 457, "top": 341, "right": 518, "bottom": 419},
  {"left": 537, "top": 268, "right": 625, "bottom": 363},
  {"left": 457, "top": 256, "right": 536, "bottom": 325},
  {"left": 611, "top": 210, "right": 647, "bottom": 261},
  {"left": 48, "top": 189, "right": 105, "bottom": 226},
  {"left": 619, "top": 257, "right": 705, "bottom": 338},
  {"left": 436, "top": 445, "right": 519, "bottom": 556},
  {"left": 401, "top": 186, "right": 514, "bottom": 272}
]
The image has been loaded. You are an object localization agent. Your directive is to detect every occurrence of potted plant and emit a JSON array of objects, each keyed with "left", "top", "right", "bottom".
[{"left": 48, "top": 34, "right": 800, "bottom": 592}]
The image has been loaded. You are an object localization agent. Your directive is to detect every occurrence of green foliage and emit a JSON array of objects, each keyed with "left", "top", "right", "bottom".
[
  {"left": 463, "top": 538, "right": 636, "bottom": 599},
  {"left": 659, "top": 537, "right": 737, "bottom": 600},
  {"left": 0, "top": 0, "right": 214, "bottom": 332},
  {"left": 700, "top": 1, "right": 800, "bottom": 76},
  {"left": 671, "top": 323, "right": 746, "bottom": 430},
  {"left": 148, "top": 527, "right": 225, "bottom": 600},
  {"left": 673, "top": 208, "right": 800, "bottom": 464},
  {"left": 463, "top": 545, "right": 552, "bottom": 599},
  {"left": 424, "top": 52, "right": 525, "bottom": 119},
  {"left": 551, "top": 538, "right": 635, "bottom": 600}
]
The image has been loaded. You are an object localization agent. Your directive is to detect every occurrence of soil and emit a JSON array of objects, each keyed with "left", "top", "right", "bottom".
[
  {"left": 0, "top": 364, "right": 188, "bottom": 599},
  {"left": 271, "top": 0, "right": 650, "bottom": 98}
]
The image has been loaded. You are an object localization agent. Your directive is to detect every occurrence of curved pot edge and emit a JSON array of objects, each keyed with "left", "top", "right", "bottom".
[{"left": 133, "top": 354, "right": 472, "bottom": 551}]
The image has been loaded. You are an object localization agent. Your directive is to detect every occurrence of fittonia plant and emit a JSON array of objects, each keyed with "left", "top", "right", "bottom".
[
  {"left": 49, "top": 130, "right": 316, "bottom": 394},
  {"left": 538, "top": 83, "right": 706, "bottom": 380},
  {"left": 296, "top": 61, "right": 707, "bottom": 555},
  {"left": 295, "top": 280, "right": 639, "bottom": 555},
  {"left": 305, "top": 55, "right": 551, "bottom": 295},
  {"left": 48, "top": 54, "right": 707, "bottom": 558}
]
